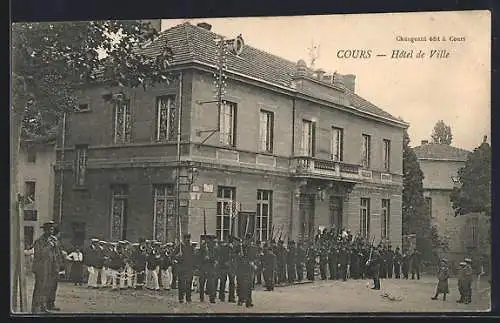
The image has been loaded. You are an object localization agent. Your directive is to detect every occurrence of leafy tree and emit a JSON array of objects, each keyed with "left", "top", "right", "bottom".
[
  {"left": 402, "top": 130, "right": 442, "bottom": 263},
  {"left": 450, "top": 139, "right": 491, "bottom": 217},
  {"left": 431, "top": 120, "right": 453, "bottom": 145},
  {"left": 11, "top": 20, "right": 173, "bottom": 311}
]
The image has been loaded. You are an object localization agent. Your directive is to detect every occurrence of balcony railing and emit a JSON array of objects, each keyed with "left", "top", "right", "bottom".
[{"left": 291, "top": 156, "right": 362, "bottom": 180}]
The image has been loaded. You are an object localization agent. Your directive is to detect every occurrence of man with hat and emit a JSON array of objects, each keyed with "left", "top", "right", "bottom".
[
  {"left": 262, "top": 242, "right": 277, "bottom": 291},
  {"left": 276, "top": 240, "right": 287, "bottom": 284},
  {"left": 286, "top": 240, "right": 297, "bottom": 283},
  {"left": 198, "top": 234, "right": 217, "bottom": 303},
  {"left": 393, "top": 247, "right": 402, "bottom": 279},
  {"left": 463, "top": 258, "right": 474, "bottom": 304},
  {"left": 96, "top": 240, "right": 107, "bottom": 288},
  {"left": 84, "top": 238, "right": 100, "bottom": 288},
  {"left": 175, "top": 233, "right": 196, "bottom": 303},
  {"left": 31, "top": 221, "right": 58, "bottom": 313},
  {"left": 46, "top": 224, "right": 65, "bottom": 311},
  {"left": 132, "top": 238, "right": 147, "bottom": 289},
  {"left": 431, "top": 258, "right": 449, "bottom": 301},
  {"left": 457, "top": 261, "right": 467, "bottom": 303}
]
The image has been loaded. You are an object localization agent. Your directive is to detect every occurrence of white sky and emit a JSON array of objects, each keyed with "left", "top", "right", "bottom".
[{"left": 161, "top": 11, "right": 491, "bottom": 150}]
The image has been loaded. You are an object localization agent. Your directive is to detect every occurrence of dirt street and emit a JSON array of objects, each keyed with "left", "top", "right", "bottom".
[{"left": 17, "top": 275, "right": 490, "bottom": 314}]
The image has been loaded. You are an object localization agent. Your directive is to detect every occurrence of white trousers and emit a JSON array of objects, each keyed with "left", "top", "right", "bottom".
[
  {"left": 160, "top": 267, "right": 172, "bottom": 290},
  {"left": 146, "top": 267, "right": 160, "bottom": 290},
  {"left": 120, "top": 264, "right": 134, "bottom": 289},
  {"left": 87, "top": 266, "right": 98, "bottom": 287},
  {"left": 109, "top": 269, "right": 121, "bottom": 290}
]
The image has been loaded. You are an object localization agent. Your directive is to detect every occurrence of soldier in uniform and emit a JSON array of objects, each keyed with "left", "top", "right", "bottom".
[
  {"left": 146, "top": 242, "right": 161, "bottom": 291},
  {"left": 350, "top": 245, "right": 360, "bottom": 280},
  {"left": 305, "top": 242, "right": 316, "bottom": 281},
  {"left": 108, "top": 242, "right": 125, "bottom": 291},
  {"left": 463, "top": 258, "right": 474, "bottom": 304},
  {"left": 402, "top": 249, "right": 410, "bottom": 279},
  {"left": 456, "top": 261, "right": 467, "bottom": 303},
  {"left": 276, "top": 240, "right": 287, "bottom": 284},
  {"left": 84, "top": 238, "right": 99, "bottom": 288},
  {"left": 318, "top": 241, "right": 328, "bottom": 280},
  {"left": 286, "top": 240, "right": 297, "bottom": 283},
  {"left": 97, "top": 241, "right": 108, "bottom": 288},
  {"left": 31, "top": 221, "right": 57, "bottom": 313},
  {"left": 379, "top": 245, "right": 387, "bottom": 279},
  {"left": 393, "top": 247, "right": 402, "bottom": 279},
  {"left": 410, "top": 248, "right": 421, "bottom": 280},
  {"left": 119, "top": 241, "right": 132, "bottom": 289},
  {"left": 217, "top": 239, "right": 232, "bottom": 302},
  {"left": 295, "top": 241, "right": 305, "bottom": 282},
  {"left": 270, "top": 240, "right": 279, "bottom": 285},
  {"left": 175, "top": 233, "right": 195, "bottom": 303},
  {"left": 132, "top": 238, "right": 147, "bottom": 289},
  {"left": 328, "top": 242, "right": 338, "bottom": 280},
  {"left": 339, "top": 245, "right": 350, "bottom": 282},
  {"left": 262, "top": 242, "right": 277, "bottom": 291},
  {"left": 237, "top": 234, "right": 256, "bottom": 307},
  {"left": 254, "top": 241, "right": 263, "bottom": 286},
  {"left": 387, "top": 245, "right": 394, "bottom": 279},
  {"left": 160, "top": 243, "right": 173, "bottom": 291},
  {"left": 198, "top": 235, "right": 217, "bottom": 303},
  {"left": 367, "top": 246, "right": 381, "bottom": 290}
]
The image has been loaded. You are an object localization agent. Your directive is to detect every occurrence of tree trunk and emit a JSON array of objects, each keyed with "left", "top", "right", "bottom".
[{"left": 11, "top": 103, "right": 27, "bottom": 312}]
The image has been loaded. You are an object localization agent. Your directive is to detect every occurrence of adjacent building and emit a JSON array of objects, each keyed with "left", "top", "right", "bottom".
[
  {"left": 54, "top": 22, "right": 408, "bottom": 247},
  {"left": 18, "top": 139, "right": 57, "bottom": 249},
  {"left": 414, "top": 140, "right": 490, "bottom": 270}
]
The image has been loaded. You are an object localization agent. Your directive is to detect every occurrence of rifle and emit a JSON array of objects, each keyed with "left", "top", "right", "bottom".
[
  {"left": 278, "top": 225, "right": 283, "bottom": 241},
  {"left": 367, "top": 235, "right": 376, "bottom": 263},
  {"left": 203, "top": 208, "right": 207, "bottom": 236}
]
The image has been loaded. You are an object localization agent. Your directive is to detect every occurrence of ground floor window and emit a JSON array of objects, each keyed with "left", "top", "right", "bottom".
[
  {"left": 256, "top": 190, "right": 272, "bottom": 241},
  {"left": 216, "top": 186, "right": 236, "bottom": 241},
  {"left": 153, "top": 184, "right": 176, "bottom": 242},
  {"left": 360, "top": 198, "right": 370, "bottom": 238},
  {"left": 110, "top": 184, "right": 128, "bottom": 241}
]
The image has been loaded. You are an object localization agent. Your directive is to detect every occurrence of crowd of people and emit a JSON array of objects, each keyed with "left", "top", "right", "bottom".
[{"left": 30, "top": 222, "right": 480, "bottom": 313}]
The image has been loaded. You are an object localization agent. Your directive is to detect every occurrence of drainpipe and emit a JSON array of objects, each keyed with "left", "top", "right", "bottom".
[
  {"left": 289, "top": 97, "right": 296, "bottom": 240},
  {"left": 58, "top": 112, "right": 66, "bottom": 225},
  {"left": 176, "top": 72, "right": 183, "bottom": 245}
]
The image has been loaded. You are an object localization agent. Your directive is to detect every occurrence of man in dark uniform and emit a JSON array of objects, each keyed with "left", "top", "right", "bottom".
[
  {"left": 198, "top": 235, "right": 217, "bottom": 303},
  {"left": 262, "top": 243, "right": 277, "bottom": 291},
  {"left": 393, "top": 247, "right": 402, "bottom": 279},
  {"left": 387, "top": 245, "right": 394, "bottom": 279},
  {"left": 305, "top": 243, "right": 316, "bottom": 281},
  {"left": 217, "top": 239, "right": 231, "bottom": 302},
  {"left": 270, "top": 240, "right": 279, "bottom": 285},
  {"left": 175, "top": 233, "right": 195, "bottom": 303},
  {"left": 368, "top": 246, "right": 381, "bottom": 290},
  {"left": 411, "top": 248, "right": 421, "bottom": 280},
  {"left": 276, "top": 240, "right": 287, "bottom": 284},
  {"left": 318, "top": 241, "right": 328, "bottom": 280},
  {"left": 237, "top": 234, "right": 256, "bottom": 307},
  {"left": 379, "top": 245, "right": 387, "bottom": 279},
  {"left": 286, "top": 240, "right": 297, "bottom": 283},
  {"left": 31, "top": 221, "right": 57, "bottom": 313},
  {"left": 295, "top": 241, "right": 305, "bottom": 282},
  {"left": 402, "top": 249, "right": 410, "bottom": 279},
  {"left": 327, "top": 241, "right": 338, "bottom": 280},
  {"left": 254, "top": 241, "right": 263, "bottom": 285},
  {"left": 132, "top": 238, "right": 147, "bottom": 289},
  {"left": 350, "top": 245, "right": 360, "bottom": 279},
  {"left": 339, "top": 245, "right": 350, "bottom": 282}
]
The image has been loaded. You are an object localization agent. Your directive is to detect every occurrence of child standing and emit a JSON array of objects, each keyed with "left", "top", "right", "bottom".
[{"left": 431, "top": 258, "right": 449, "bottom": 301}]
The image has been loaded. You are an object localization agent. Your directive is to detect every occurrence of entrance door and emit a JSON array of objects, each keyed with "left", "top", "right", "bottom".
[
  {"left": 329, "top": 196, "right": 343, "bottom": 232},
  {"left": 299, "top": 194, "right": 315, "bottom": 242},
  {"left": 238, "top": 211, "right": 256, "bottom": 239}
]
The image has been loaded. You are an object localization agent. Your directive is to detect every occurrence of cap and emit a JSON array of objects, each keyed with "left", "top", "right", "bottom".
[
  {"left": 145, "top": 240, "right": 152, "bottom": 243},
  {"left": 166, "top": 242, "right": 174, "bottom": 246},
  {"left": 41, "top": 221, "right": 55, "bottom": 229},
  {"left": 464, "top": 258, "right": 472, "bottom": 263},
  {"left": 111, "top": 242, "right": 118, "bottom": 246},
  {"left": 99, "top": 240, "right": 106, "bottom": 244},
  {"left": 118, "top": 241, "right": 126, "bottom": 245},
  {"left": 154, "top": 241, "right": 162, "bottom": 245},
  {"left": 123, "top": 240, "right": 130, "bottom": 244},
  {"left": 459, "top": 262, "right": 466, "bottom": 266},
  {"left": 91, "top": 238, "right": 99, "bottom": 242},
  {"left": 132, "top": 243, "right": 140, "bottom": 246}
]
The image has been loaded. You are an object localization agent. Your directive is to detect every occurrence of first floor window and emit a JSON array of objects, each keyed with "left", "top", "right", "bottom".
[
  {"left": 153, "top": 184, "right": 176, "bottom": 242},
  {"left": 469, "top": 217, "right": 479, "bottom": 248},
  {"left": 331, "top": 127, "right": 343, "bottom": 161},
  {"left": 219, "top": 101, "right": 237, "bottom": 147},
  {"left": 216, "top": 186, "right": 236, "bottom": 241},
  {"left": 256, "top": 190, "right": 272, "bottom": 241},
  {"left": 113, "top": 100, "right": 131, "bottom": 143},
  {"left": 110, "top": 185, "right": 128, "bottom": 240},
  {"left": 360, "top": 198, "right": 370, "bottom": 237},
  {"left": 25, "top": 181, "right": 36, "bottom": 203},
  {"left": 259, "top": 110, "right": 274, "bottom": 153},
  {"left": 383, "top": 139, "right": 391, "bottom": 171},
  {"left": 300, "top": 119, "right": 316, "bottom": 156},
  {"left": 362, "top": 134, "right": 371, "bottom": 168},
  {"left": 381, "top": 199, "right": 390, "bottom": 240},
  {"left": 156, "top": 96, "right": 176, "bottom": 141},
  {"left": 75, "top": 145, "right": 88, "bottom": 186}
]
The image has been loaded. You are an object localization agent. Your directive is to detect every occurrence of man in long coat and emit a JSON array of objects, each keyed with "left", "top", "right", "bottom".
[{"left": 31, "top": 221, "right": 58, "bottom": 313}]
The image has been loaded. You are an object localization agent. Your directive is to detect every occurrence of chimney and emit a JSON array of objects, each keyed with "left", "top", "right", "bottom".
[
  {"left": 421, "top": 140, "right": 429, "bottom": 145},
  {"left": 139, "top": 19, "right": 162, "bottom": 33},
  {"left": 343, "top": 74, "right": 356, "bottom": 92},
  {"left": 295, "top": 59, "right": 308, "bottom": 78},
  {"left": 197, "top": 22, "right": 212, "bottom": 31},
  {"left": 315, "top": 69, "right": 325, "bottom": 80},
  {"left": 332, "top": 72, "right": 344, "bottom": 88}
]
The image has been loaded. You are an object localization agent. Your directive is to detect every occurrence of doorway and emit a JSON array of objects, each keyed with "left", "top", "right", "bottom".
[
  {"left": 299, "top": 194, "right": 315, "bottom": 242},
  {"left": 329, "top": 196, "right": 344, "bottom": 232}
]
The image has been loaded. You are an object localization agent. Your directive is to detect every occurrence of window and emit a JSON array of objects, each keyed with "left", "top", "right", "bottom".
[
  {"left": 469, "top": 217, "right": 479, "bottom": 248},
  {"left": 425, "top": 197, "right": 433, "bottom": 218},
  {"left": 259, "top": 110, "right": 274, "bottom": 153},
  {"left": 331, "top": 127, "right": 343, "bottom": 161},
  {"left": 24, "top": 181, "right": 36, "bottom": 203},
  {"left": 72, "top": 222, "right": 86, "bottom": 247},
  {"left": 156, "top": 96, "right": 176, "bottom": 142},
  {"left": 23, "top": 210, "right": 37, "bottom": 221},
  {"left": 27, "top": 147, "right": 36, "bottom": 163},
  {"left": 76, "top": 103, "right": 90, "bottom": 112},
  {"left": 256, "top": 190, "right": 272, "bottom": 241},
  {"left": 300, "top": 119, "right": 316, "bottom": 156},
  {"left": 110, "top": 185, "right": 128, "bottom": 240},
  {"left": 153, "top": 184, "right": 176, "bottom": 242},
  {"left": 24, "top": 226, "right": 34, "bottom": 249},
  {"left": 360, "top": 198, "right": 370, "bottom": 237},
  {"left": 381, "top": 199, "right": 390, "bottom": 240},
  {"left": 383, "top": 139, "right": 391, "bottom": 171},
  {"left": 219, "top": 101, "right": 237, "bottom": 146},
  {"left": 216, "top": 186, "right": 236, "bottom": 241},
  {"left": 113, "top": 100, "right": 131, "bottom": 143},
  {"left": 75, "top": 145, "right": 88, "bottom": 186},
  {"left": 362, "top": 134, "right": 371, "bottom": 168}
]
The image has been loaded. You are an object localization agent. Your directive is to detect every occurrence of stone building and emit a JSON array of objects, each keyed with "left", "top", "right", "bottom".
[
  {"left": 18, "top": 140, "right": 57, "bottom": 249},
  {"left": 54, "top": 22, "right": 408, "bottom": 247},
  {"left": 414, "top": 141, "right": 490, "bottom": 271}
]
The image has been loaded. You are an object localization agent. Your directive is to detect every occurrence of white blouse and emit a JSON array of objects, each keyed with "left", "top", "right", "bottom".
[{"left": 67, "top": 251, "right": 83, "bottom": 262}]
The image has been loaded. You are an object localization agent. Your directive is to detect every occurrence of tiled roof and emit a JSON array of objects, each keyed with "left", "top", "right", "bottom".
[
  {"left": 413, "top": 143, "right": 470, "bottom": 161},
  {"left": 140, "top": 22, "right": 406, "bottom": 125}
]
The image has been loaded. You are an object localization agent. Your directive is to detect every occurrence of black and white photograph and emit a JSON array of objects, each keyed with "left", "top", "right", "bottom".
[{"left": 10, "top": 11, "right": 491, "bottom": 314}]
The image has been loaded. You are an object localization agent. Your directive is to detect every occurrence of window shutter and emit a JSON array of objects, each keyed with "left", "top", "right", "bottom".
[{"left": 311, "top": 122, "right": 316, "bottom": 157}]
